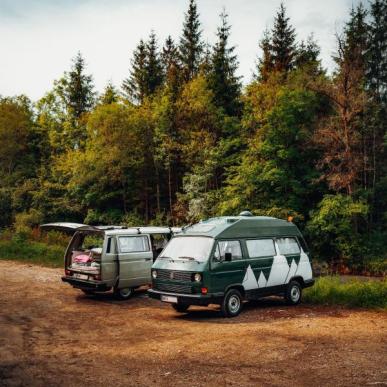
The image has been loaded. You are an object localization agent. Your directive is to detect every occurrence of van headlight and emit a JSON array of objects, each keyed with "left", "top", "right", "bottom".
[
  {"left": 152, "top": 270, "right": 157, "bottom": 279},
  {"left": 194, "top": 273, "right": 202, "bottom": 282}
]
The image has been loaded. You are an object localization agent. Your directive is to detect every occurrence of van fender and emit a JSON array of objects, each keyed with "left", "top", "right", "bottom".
[
  {"left": 287, "top": 275, "right": 305, "bottom": 287},
  {"left": 224, "top": 283, "right": 245, "bottom": 298}
]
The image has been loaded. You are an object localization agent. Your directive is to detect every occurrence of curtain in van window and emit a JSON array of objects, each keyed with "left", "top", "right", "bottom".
[
  {"left": 246, "top": 239, "right": 275, "bottom": 258},
  {"left": 277, "top": 238, "right": 300, "bottom": 255},
  {"left": 217, "top": 241, "right": 242, "bottom": 260},
  {"left": 119, "top": 236, "right": 149, "bottom": 253}
]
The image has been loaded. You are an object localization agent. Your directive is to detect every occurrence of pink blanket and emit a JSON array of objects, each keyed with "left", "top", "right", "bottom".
[{"left": 74, "top": 254, "right": 92, "bottom": 263}]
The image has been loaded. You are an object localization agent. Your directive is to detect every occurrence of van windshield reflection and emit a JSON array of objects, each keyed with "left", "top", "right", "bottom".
[{"left": 159, "top": 237, "right": 214, "bottom": 263}]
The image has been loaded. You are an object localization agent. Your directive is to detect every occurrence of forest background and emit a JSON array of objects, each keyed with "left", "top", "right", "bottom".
[{"left": 1, "top": 0, "right": 386, "bottom": 274}]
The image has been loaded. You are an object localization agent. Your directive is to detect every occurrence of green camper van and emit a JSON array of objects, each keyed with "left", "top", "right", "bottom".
[{"left": 148, "top": 213, "right": 314, "bottom": 317}]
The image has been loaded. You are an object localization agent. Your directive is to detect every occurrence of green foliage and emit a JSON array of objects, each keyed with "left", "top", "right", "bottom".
[
  {"left": 0, "top": 238, "right": 64, "bottom": 267},
  {"left": 304, "top": 276, "right": 387, "bottom": 309},
  {"left": 307, "top": 195, "right": 369, "bottom": 263}
]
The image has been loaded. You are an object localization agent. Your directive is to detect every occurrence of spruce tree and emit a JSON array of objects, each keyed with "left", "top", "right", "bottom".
[
  {"left": 295, "top": 34, "right": 322, "bottom": 72},
  {"left": 256, "top": 29, "right": 274, "bottom": 81},
  {"left": 98, "top": 81, "right": 119, "bottom": 105},
  {"left": 145, "top": 31, "right": 164, "bottom": 96},
  {"left": 271, "top": 3, "right": 297, "bottom": 73},
  {"left": 122, "top": 39, "right": 148, "bottom": 103},
  {"left": 367, "top": 0, "right": 387, "bottom": 101},
  {"left": 162, "top": 35, "right": 181, "bottom": 97},
  {"left": 66, "top": 52, "right": 95, "bottom": 120},
  {"left": 209, "top": 10, "right": 241, "bottom": 117},
  {"left": 179, "top": 0, "right": 203, "bottom": 81}
]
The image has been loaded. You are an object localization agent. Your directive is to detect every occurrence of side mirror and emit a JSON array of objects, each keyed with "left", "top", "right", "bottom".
[{"left": 225, "top": 252, "right": 232, "bottom": 262}]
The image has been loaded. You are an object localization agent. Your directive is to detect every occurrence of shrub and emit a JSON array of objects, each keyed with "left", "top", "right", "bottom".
[
  {"left": 0, "top": 238, "right": 64, "bottom": 267},
  {"left": 304, "top": 276, "right": 387, "bottom": 309}
]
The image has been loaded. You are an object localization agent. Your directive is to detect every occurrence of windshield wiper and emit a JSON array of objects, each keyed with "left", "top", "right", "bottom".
[{"left": 178, "top": 256, "right": 200, "bottom": 263}]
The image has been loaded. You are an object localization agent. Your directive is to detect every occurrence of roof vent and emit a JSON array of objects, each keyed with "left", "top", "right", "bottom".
[{"left": 239, "top": 210, "right": 253, "bottom": 217}]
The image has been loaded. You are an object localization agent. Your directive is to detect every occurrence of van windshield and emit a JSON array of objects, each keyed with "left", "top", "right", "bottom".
[{"left": 159, "top": 237, "right": 214, "bottom": 262}]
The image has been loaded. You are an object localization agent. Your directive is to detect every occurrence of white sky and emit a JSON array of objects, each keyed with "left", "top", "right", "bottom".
[{"left": 0, "top": 0, "right": 364, "bottom": 101}]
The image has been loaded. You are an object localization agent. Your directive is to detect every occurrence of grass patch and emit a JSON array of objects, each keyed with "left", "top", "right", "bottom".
[
  {"left": 304, "top": 276, "right": 387, "bottom": 309},
  {"left": 0, "top": 238, "right": 64, "bottom": 267}
]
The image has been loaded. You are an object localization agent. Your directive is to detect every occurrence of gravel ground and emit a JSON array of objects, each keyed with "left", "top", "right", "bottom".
[{"left": 0, "top": 260, "right": 386, "bottom": 387}]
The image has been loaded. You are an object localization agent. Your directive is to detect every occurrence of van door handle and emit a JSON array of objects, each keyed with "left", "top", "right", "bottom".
[{"left": 145, "top": 258, "right": 152, "bottom": 261}]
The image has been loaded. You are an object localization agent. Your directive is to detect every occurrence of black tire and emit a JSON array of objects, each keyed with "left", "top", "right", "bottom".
[
  {"left": 285, "top": 280, "right": 302, "bottom": 305},
  {"left": 81, "top": 289, "right": 95, "bottom": 295},
  {"left": 113, "top": 287, "right": 133, "bottom": 300},
  {"left": 221, "top": 289, "right": 243, "bottom": 317},
  {"left": 172, "top": 304, "right": 190, "bottom": 313}
]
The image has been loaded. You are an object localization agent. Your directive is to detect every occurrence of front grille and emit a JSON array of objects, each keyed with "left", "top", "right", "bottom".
[
  {"left": 154, "top": 282, "right": 193, "bottom": 294},
  {"left": 157, "top": 270, "right": 192, "bottom": 281}
]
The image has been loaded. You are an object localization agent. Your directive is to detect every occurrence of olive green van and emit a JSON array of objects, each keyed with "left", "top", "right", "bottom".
[
  {"left": 41, "top": 223, "right": 180, "bottom": 300},
  {"left": 148, "top": 214, "right": 314, "bottom": 317}
]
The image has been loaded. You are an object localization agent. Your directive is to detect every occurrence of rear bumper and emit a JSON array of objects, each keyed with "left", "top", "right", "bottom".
[
  {"left": 303, "top": 279, "right": 315, "bottom": 288},
  {"left": 148, "top": 288, "right": 222, "bottom": 306},
  {"left": 61, "top": 276, "right": 111, "bottom": 291}
]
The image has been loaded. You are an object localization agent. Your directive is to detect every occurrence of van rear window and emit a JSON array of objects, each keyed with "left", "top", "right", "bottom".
[
  {"left": 246, "top": 239, "right": 275, "bottom": 258},
  {"left": 277, "top": 238, "right": 300, "bottom": 255}
]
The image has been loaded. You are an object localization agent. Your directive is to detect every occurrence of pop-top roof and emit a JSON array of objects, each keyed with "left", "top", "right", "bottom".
[{"left": 178, "top": 216, "right": 301, "bottom": 239}]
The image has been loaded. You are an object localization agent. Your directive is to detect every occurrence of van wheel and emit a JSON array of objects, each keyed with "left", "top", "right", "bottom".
[
  {"left": 113, "top": 287, "right": 133, "bottom": 300},
  {"left": 172, "top": 304, "right": 189, "bottom": 313},
  {"left": 285, "top": 281, "right": 302, "bottom": 305},
  {"left": 221, "top": 289, "right": 243, "bottom": 317}
]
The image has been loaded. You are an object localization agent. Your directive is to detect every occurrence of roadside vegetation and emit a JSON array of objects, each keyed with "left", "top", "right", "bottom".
[
  {"left": 0, "top": 229, "right": 68, "bottom": 268},
  {"left": 304, "top": 276, "right": 387, "bottom": 309}
]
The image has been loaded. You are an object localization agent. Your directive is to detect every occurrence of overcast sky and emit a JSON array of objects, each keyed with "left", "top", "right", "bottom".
[{"left": 0, "top": 0, "right": 364, "bottom": 101}]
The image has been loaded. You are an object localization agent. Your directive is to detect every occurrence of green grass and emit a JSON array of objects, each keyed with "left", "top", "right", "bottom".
[
  {"left": 0, "top": 238, "right": 64, "bottom": 267},
  {"left": 304, "top": 276, "right": 387, "bottom": 309}
]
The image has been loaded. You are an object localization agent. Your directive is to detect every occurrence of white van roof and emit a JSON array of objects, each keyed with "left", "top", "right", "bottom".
[{"left": 40, "top": 223, "right": 181, "bottom": 235}]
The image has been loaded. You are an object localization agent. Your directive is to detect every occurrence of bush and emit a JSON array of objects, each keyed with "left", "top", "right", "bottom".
[
  {"left": 0, "top": 238, "right": 64, "bottom": 267},
  {"left": 304, "top": 276, "right": 387, "bottom": 309}
]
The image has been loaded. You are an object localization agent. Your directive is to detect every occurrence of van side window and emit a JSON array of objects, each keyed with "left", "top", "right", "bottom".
[
  {"left": 118, "top": 236, "right": 150, "bottom": 253},
  {"left": 246, "top": 239, "right": 275, "bottom": 258},
  {"left": 277, "top": 237, "right": 300, "bottom": 255},
  {"left": 106, "top": 237, "right": 116, "bottom": 254},
  {"left": 215, "top": 240, "right": 242, "bottom": 261}
]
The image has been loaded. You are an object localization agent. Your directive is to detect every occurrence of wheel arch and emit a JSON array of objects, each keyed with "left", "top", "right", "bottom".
[
  {"left": 289, "top": 276, "right": 305, "bottom": 287},
  {"left": 225, "top": 283, "right": 245, "bottom": 298}
]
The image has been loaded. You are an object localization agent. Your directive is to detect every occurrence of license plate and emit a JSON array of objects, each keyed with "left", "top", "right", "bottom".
[
  {"left": 161, "top": 295, "right": 178, "bottom": 303},
  {"left": 73, "top": 273, "right": 88, "bottom": 280}
]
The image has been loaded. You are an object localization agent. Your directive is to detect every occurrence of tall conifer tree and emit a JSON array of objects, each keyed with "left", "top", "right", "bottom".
[
  {"left": 145, "top": 31, "right": 164, "bottom": 96},
  {"left": 122, "top": 40, "right": 148, "bottom": 103},
  {"left": 179, "top": 0, "right": 203, "bottom": 81},
  {"left": 209, "top": 10, "right": 241, "bottom": 117},
  {"left": 271, "top": 3, "right": 297, "bottom": 73},
  {"left": 66, "top": 52, "right": 95, "bottom": 120}
]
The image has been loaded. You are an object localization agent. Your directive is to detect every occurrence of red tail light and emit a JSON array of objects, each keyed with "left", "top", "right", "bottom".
[
  {"left": 65, "top": 269, "right": 71, "bottom": 276},
  {"left": 201, "top": 287, "right": 208, "bottom": 294}
]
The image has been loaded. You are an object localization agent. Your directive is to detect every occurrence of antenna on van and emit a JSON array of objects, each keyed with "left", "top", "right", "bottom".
[{"left": 136, "top": 227, "right": 141, "bottom": 234}]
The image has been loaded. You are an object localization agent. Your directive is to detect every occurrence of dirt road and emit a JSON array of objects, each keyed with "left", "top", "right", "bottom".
[{"left": 0, "top": 260, "right": 386, "bottom": 387}]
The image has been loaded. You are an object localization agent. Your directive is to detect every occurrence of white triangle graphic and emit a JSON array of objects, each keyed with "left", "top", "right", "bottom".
[
  {"left": 242, "top": 265, "right": 258, "bottom": 290},
  {"left": 257, "top": 271, "right": 267, "bottom": 288},
  {"left": 285, "top": 258, "right": 298, "bottom": 283},
  {"left": 267, "top": 255, "right": 289, "bottom": 287}
]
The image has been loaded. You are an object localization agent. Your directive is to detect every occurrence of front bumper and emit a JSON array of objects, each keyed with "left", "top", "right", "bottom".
[
  {"left": 61, "top": 276, "right": 111, "bottom": 291},
  {"left": 148, "top": 288, "right": 222, "bottom": 306}
]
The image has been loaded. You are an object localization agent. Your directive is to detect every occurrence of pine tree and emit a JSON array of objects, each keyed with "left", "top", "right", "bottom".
[
  {"left": 256, "top": 29, "right": 274, "bottom": 81},
  {"left": 179, "top": 0, "right": 203, "bottom": 81},
  {"left": 145, "top": 31, "right": 164, "bottom": 96},
  {"left": 367, "top": 0, "right": 387, "bottom": 101},
  {"left": 209, "top": 9, "right": 241, "bottom": 117},
  {"left": 295, "top": 34, "right": 322, "bottom": 72},
  {"left": 66, "top": 52, "right": 95, "bottom": 120},
  {"left": 271, "top": 3, "right": 297, "bottom": 73},
  {"left": 98, "top": 82, "right": 119, "bottom": 105},
  {"left": 162, "top": 35, "right": 181, "bottom": 98},
  {"left": 122, "top": 40, "right": 148, "bottom": 103}
]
